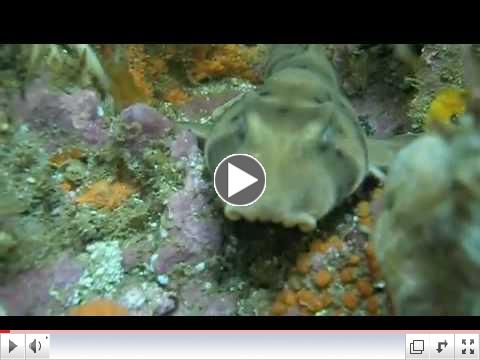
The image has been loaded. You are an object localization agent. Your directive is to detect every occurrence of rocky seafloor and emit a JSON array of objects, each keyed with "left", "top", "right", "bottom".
[{"left": 0, "top": 44, "right": 475, "bottom": 316}]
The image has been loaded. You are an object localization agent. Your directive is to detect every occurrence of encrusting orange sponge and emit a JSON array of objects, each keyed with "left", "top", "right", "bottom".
[{"left": 68, "top": 299, "right": 129, "bottom": 316}]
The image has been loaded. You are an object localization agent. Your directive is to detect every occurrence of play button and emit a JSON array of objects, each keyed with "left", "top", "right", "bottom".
[
  {"left": 9, "top": 340, "right": 17, "bottom": 353},
  {"left": 214, "top": 154, "right": 266, "bottom": 206}
]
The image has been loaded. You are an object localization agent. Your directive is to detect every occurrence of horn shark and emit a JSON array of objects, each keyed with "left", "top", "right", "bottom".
[{"left": 194, "top": 44, "right": 414, "bottom": 232}]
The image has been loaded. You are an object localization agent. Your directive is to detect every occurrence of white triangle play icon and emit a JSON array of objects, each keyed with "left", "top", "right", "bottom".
[{"left": 228, "top": 162, "right": 258, "bottom": 198}]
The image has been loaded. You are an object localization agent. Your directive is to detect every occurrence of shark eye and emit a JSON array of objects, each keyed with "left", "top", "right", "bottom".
[
  {"left": 317, "top": 142, "right": 330, "bottom": 153},
  {"left": 230, "top": 114, "right": 248, "bottom": 143}
]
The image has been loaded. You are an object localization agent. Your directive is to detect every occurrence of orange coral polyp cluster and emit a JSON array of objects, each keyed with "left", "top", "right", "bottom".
[
  {"left": 295, "top": 253, "right": 311, "bottom": 274},
  {"left": 272, "top": 217, "right": 386, "bottom": 316},
  {"left": 49, "top": 148, "right": 84, "bottom": 168},
  {"left": 271, "top": 288, "right": 296, "bottom": 316},
  {"left": 314, "top": 270, "right": 332, "bottom": 288},
  {"left": 188, "top": 44, "right": 260, "bottom": 83},
  {"left": 355, "top": 187, "right": 385, "bottom": 231},
  {"left": 126, "top": 45, "right": 154, "bottom": 102},
  {"left": 75, "top": 180, "right": 136, "bottom": 210},
  {"left": 342, "top": 291, "right": 358, "bottom": 310},
  {"left": 163, "top": 87, "right": 190, "bottom": 105},
  {"left": 68, "top": 299, "right": 129, "bottom": 316}
]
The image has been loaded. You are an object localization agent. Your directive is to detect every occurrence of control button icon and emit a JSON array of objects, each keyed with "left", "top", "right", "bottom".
[
  {"left": 406, "top": 334, "right": 429, "bottom": 359},
  {"left": 456, "top": 334, "right": 479, "bottom": 359},
  {"left": 214, "top": 154, "right": 266, "bottom": 206},
  {"left": 410, "top": 340, "right": 424, "bottom": 354},
  {"left": 9, "top": 340, "right": 18, "bottom": 353},
  {"left": 1, "top": 334, "right": 26, "bottom": 359},
  {"left": 25, "top": 334, "right": 50, "bottom": 359},
  {"left": 436, "top": 340, "right": 447, "bottom": 353},
  {"left": 430, "top": 334, "right": 454, "bottom": 359}
]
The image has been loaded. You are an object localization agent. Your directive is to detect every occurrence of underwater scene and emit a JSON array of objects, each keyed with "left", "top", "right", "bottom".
[{"left": 0, "top": 44, "right": 478, "bottom": 316}]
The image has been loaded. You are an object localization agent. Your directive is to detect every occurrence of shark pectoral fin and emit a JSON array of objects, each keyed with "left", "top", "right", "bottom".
[{"left": 366, "top": 133, "right": 419, "bottom": 170}]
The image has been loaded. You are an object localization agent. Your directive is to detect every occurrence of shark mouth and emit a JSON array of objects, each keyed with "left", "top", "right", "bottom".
[{"left": 224, "top": 205, "right": 317, "bottom": 232}]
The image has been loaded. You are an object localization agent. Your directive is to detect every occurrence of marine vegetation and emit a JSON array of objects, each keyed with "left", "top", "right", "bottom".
[{"left": 1, "top": 43, "right": 479, "bottom": 316}]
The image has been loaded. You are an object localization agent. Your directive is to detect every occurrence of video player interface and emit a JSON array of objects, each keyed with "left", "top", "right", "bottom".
[
  {"left": 1, "top": 44, "right": 479, "bottom": 316},
  {"left": 1, "top": 331, "right": 478, "bottom": 360}
]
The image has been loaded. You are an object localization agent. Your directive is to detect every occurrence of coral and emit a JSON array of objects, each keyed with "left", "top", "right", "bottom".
[
  {"left": 187, "top": 45, "right": 263, "bottom": 84},
  {"left": 425, "top": 88, "right": 467, "bottom": 129},
  {"left": 105, "top": 61, "right": 151, "bottom": 109},
  {"left": 49, "top": 148, "right": 85, "bottom": 168},
  {"left": 351, "top": 187, "right": 385, "bottom": 236},
  {"left": 148, "top": 57, "right": 169, "bottom": 78},
  {"left": 271, "top": 188, "right": 389, "bottom": 317},
  {"left": 125, "top": 45, "right": 154, "bottom": 103},
  {"left": 75, "top": 180, "right": 136, "bottom": 210},
  {"left": 295, "top": 253, "right": 311, "bottom": 274},
  {"left": 314, "top": 270, "right": 332, "bottom": 288},
  {"left": 163, "top": 87, "right": 190, "bottom": 105},
  {"left": 68, "top": 298, "right": 129, "bottom": 316}
]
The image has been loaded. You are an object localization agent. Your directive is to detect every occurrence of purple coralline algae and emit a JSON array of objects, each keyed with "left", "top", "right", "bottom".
[
  {"left": 174, "top": 277, "right": 237, "bottom": 316},
  {"left": 153, "top": 129, "right": 222, "bottom": 275},
  {"left": 119, "top": 103, "right": 173, "bottom": 151},
  {"left": 13, "top": 81, "right": 108, "bottom": 148},
  {"left": 0, "top": 254, "right": 83, "bottom": 315},
  {"left": 169, "top": 129, "right": 199, "bottom": 161},
  {"left": 178, "top": 91, "right": 241, "bottom": 121}
]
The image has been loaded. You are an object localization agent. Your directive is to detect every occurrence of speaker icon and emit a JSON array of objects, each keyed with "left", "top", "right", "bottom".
[{"left": 29, "top": 338, "right": 42, "bottom": 354}]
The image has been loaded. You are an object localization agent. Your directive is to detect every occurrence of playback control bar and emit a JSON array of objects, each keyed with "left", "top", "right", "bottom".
[{"left": 1, "top": 331, "right": 479, "bottom": 360}]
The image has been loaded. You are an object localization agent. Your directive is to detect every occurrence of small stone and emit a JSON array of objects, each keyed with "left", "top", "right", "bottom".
[
  {"left": 203, "top": 282, "right": 212, "bottom": 290},
  {"left": 0, "top": 303, "right": 8, "bottom": 316},
  {"left": 153, "top": 296, "right": 177, "bottom": 316},
  {"left": 157, "top": 274, "right": 169, "bottom": 286},
  {"left": 194, "top": 262, "right": 206, "bottom": 273},
  {"left": 119, "top": 287, "right": 146, "bottom": 310}
]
